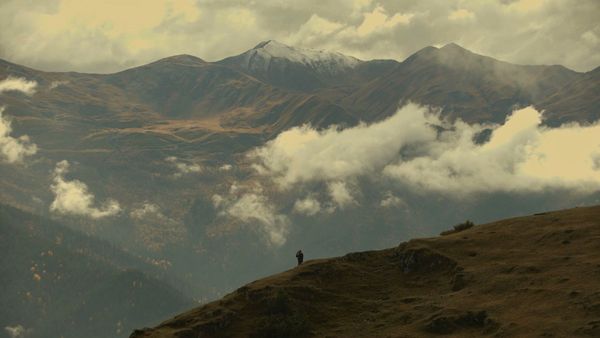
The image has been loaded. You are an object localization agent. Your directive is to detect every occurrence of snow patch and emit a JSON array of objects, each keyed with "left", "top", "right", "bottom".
[{"left": 241, "top": 40, "right": 361, "bottom": 75}]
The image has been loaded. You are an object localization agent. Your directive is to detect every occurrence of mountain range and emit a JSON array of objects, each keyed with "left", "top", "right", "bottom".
[{"left": 1, "top": 40, "right": 599, "bottom": 337}]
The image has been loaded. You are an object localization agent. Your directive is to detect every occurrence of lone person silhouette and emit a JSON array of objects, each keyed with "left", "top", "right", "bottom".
[{"left": 296, "top": 250, "right": 304, "bottom": 266}]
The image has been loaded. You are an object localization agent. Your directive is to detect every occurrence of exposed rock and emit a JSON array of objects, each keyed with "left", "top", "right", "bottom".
[
  {"left": 395, "top": 247, "right": 457, "bottom": 273},
  {"left": 424, "top": 310, "right": 498, "bottom": 335}
]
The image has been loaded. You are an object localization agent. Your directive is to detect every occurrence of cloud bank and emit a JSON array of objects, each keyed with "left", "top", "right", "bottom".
[
  {"left": 0, "top": 77, "right": 37, "bottom": 95},
  {"left": 0, "top": 106, "right": 37, "bottom": 163},
  {"left": 50, "top": 160, "right": 121, "bottom": 218},
  {"left": 253, "top": 104, "right": 600, "bottom": 196},
  {"left": 251, "top": 103, "right": 435, "bottom": 187}
]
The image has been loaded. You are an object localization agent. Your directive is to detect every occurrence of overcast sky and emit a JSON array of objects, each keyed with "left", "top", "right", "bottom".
[{"left": 0, "top": 0, "right": 598, "bottom": 73}]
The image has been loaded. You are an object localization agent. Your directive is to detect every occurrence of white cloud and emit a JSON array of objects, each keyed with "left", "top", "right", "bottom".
[
  {"left": 4, "top": 325, "right": 29, "bottom": 338},
  {"left": 49, "top": 80, "right": 68, "bottom": 89},
  {"left": 212, "top": 182, "right": 290, "bottom": 246},
  {"left": 130, "top": 203, "right": 161, "bottom": 219},
  {"left": 253, "top": 104, "right": 600, "bottom": 196},
  {"left": 166, "top": 156, "right": 201, "bottom": 177},
  {"left": 219, "top": 164, "right": 233, "bottom": 171},
  {"left": 384, "top": 106, "right": 600, "bottom": 194},
  {"left": 251, "top": 103, "right": 435, "bottom": 188},
  {"left": 380, "top": 191, "right": 407, "bottom": 208},
  {"left": 328, "top": 181, "right": 356, "bottom": 208},
  {"left": 50, "top": 160, "right": 121, "bottom": 218},
  {"left": 0, "top": 106, "right": 37, "bottom": 163},
  {"left": 211, "top": 194, "right": 225, "bottom": 208},
  {"left": 0, "top": 77, "right": 37, "bottom": 95},
  {"left": 224, "top": 193, "right": 290, "bottom": 246},
  {"left": 293, "top": 196, "right": 321, "bottom": 216},
  {"left": 448, "top": 9, "right": 475, "bottom": 21},
  {"left": 354, "top": 5, "right": 413, "bottom": 36}
]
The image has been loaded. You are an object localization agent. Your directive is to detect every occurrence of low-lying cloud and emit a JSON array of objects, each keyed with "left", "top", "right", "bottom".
[
  {"left": 0, "top": 76, "right": 37, "bottom": 95},
  {"left": 328, "top": 181, "right": 357, "bottom": 209},
  {"left": 4, "top": 325, "right": 29, "bottom": 338},
  {"left": 252, "top": 103, "right": 435, "bottom": 187},
  {"left": 253, "top": 104, "right": 600, "bottom": 196},
  {"left": 50, "top": 160, "right": 121, "bottom": 218},
  {"left": 0, "top": 106, "right": 37, "bottom": 163},
  {"left": 49, "top": 80, "right": 68, "bottom": 90},
  {"left": 212, "top": 182, "right": 289, "bottom": 246},
  {"left": 380, "top": 191, "right": 407, "bottom": 208},
  {"left": 166, "top": 156, "right": 202, "bottom": 177},
  {"left": 293, "top": 196, "right": 321, "bottom": 216}
]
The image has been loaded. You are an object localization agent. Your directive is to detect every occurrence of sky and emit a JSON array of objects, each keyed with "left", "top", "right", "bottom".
[{"left": 0, "top": 0, "right": 598, "bottom": 73}]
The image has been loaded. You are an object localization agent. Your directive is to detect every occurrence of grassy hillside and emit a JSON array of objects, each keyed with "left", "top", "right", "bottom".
[{"left": 131, "top": 205, "right": 600, "bottom": 337}]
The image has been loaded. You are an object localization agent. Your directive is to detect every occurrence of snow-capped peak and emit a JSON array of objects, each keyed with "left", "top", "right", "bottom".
[{"left": 238, "top": 40, "right": 362, "bottom": 75}]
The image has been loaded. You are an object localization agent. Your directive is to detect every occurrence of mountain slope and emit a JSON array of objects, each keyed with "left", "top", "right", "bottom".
[
  {"left": 539, "top": 66, "right": 600, "bottom": 125},
  {"left": 344, "top": 43, "right": 582, "bottom": 124},
  {"left": 131, "top": 205, "right": 600, "bottom": 337},
  {"left": 1, "top": 41, "right": 599, "bottom": 319},
  {"left": 0, "top": 203, "right": 194, "bottom": 338},
  {"left": 218, "top": 40, "right": 364, "bottom": 91}
]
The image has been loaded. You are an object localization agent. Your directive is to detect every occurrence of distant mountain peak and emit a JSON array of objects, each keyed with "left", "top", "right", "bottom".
[
  {"left": 252, "top": 40, "right": 361, "bottom": 68},
  {"left": 253, "top": 39, "right": 278, "bottom": 49},
  {"left": 440, "top": 42, "right": 467, "bottom": 51},
  {"left": 406, "top": 42, "right": 487, "bottom": 67},
  {"left": 221, "top": 40, "right": 362, "bottom": 77},
  {"left": 154, "top": 54, "right": 205, "bottom": 66}
]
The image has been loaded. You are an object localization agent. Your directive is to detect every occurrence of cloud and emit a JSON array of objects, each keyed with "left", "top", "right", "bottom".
[
  {"left": 380, "top": 191, "right": 407, "bottom": 208},
  {"left": 328, "top": 181, "right": 356, "bottom": 208},
  {"left": 0, "top": 77, "right": 37, "bottom": 95},
  {"left": 293, "top": 196, "right": 321, "bottom": 216},
  {"left": 212, "top": 182, "right": 290, "bottom": 246},
  {"left": 219, "top": 164, "right": 233, "bottom": 171},
  {"left": 48, "top": 80, "right": 68, "bottom": 89},
  {"left": 253, "top": 104, "right": 600, "bottom": 196},
  {"left": 251, "top": 103, "right": 435, "bottom": 188},
  {"left": 4, "top": 325, "right": 30, "bottom": 338},
  {"left": 0, "top": 106, "right": 37, "bottom": 163},
  {"left": 224, "top": 193, "right": 290, "bottom": 246},
  {"left": 50, "top": 160, "right": 121, "bottom": 218},
  {"left": 0, "top": 0, "right": 598, "bottom": 72},
  {"left": 130, "top": 202, "right": 161, "bottom": 219},
  {"left": 166, "top": 156, "right": 201, "bottom": 177},
  {"left": 448, "top": 9, "right": 475, "bottom": 21},
  {"left": 384, "top": 106, "right": 600, "bottom": 194}
]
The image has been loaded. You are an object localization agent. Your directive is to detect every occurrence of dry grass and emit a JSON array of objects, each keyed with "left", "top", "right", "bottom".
[{"left": 133, "top": 205, "right": 600, "bottom": 337}]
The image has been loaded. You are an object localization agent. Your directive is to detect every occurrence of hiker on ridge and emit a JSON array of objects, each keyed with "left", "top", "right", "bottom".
[{"left": 296, "top": 250, "right": 304, "bottom": 266}]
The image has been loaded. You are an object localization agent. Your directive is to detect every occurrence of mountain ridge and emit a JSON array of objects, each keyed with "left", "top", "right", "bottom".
[
  {"left": 0, "top": 41, "right": 589, "bottom": 75},
  {"left": 1, "top": 40, "right": 599, "bottom": 327}
]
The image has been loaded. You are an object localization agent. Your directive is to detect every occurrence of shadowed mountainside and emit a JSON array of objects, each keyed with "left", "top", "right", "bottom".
[
  {"left": 0, "top": 203, "right": 194, "bottom": 338},
  {"left": 131, "top": 205, "right": 600, "bottom": 337},
  {"left": 341, "top": 43, "right": 582, "bottom": 123}
]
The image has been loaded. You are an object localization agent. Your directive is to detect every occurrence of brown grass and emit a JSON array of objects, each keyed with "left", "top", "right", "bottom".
[{"left": 131, "top": 205, "right": 600, "bottom": 337}]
